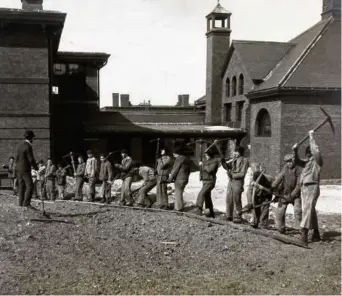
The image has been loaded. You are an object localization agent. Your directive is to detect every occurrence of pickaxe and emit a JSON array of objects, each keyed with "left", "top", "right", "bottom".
[
  {"left": 104, "top": 150, "right": 121, "bottom": 161},
  {"left": 204, "top": 138, "right": 231, "bottom": 154},
  {"left": 62, "top": 152, "right": 81, "bottom": 175},
  {"left": 296, "top": 107, "right": 335, "bottom": 147}
]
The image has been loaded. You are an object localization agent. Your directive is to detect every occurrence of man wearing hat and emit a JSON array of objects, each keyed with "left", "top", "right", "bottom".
[
  {"left": 271, "top": 154, "right": 302, "bottom": 234},
  {"left": 222, "top": 146, "right": 249, "bottom": 223},
  {"left": 99, "top": 153, "right": 114, "bottom": 204},
  {"left": 292, "top": 130, "right": 323, "bottom": 244},
  {"left": 156, "top": 147, "right": 172, "bottom": 209},
  {"left": 168, "top": 147, "right": 191, "bottom": 211},
  {"left": 191, "top": 150, "right": 220, "bottom": 218},
  {"left": 85, "top": 150, "right": 99, "bottom": 202},
  {"left": 15, "top": 130, "right": 38, "bottom": 207},
  {"left": 114, "top": 149, "right": 134, "bottom": 206}
]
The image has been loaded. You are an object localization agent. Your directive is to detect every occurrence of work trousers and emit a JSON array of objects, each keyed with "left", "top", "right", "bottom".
[
  {"left": 252, "top": 196, "right": 272, "bottom": 227},
  {"left": 120, "top": 177, "right": 133, "bottom": 205},
  {"left": 226, "top": 179, "right": 244, "bottom": 220},
  {"left": 136, "top": 179, "right": 157, "bottom": 206},
  {"left": 301, "top": 184, "right": 320, "bottom": 230},
  {"left": 57, "top": 184, "right": 66, "bottom": 200},
  {"left": 156, "top": 179, "right": 168, "bottom": 208},
  {"left": 46, "top": 179, "right": 56, "bottom": 201},
  {"left": 75, "top": 177, "right": 84, "bottom": 201},
  {"left": 276, "top": 197, "right": 302, "bottom": 231},
  {"left": 88, "top": 177, "right": 97, "bottom": 202},
  {"left": 17, "top": 171, "right": 33, "bottom": 207},
  {"left": 174, "top": 179, "right": 188, "bottom": 211},
  {"left": 196, "top": 181, "right": 215, "bottom": 210},
  {"left": 101, "top": 181, "right": 112, "bottom": 202}
]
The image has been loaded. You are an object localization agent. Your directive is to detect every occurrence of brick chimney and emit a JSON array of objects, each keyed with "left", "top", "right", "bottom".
[
  {"left": 322, "top": 0, "right": 341, "bottom": 20},
  {"left": 181, "top": 94, "right": 190, "bottom": 107},
  {"left": 120, "top": 94, "right": 130, "bottom": 107},
  {"left": 21, "top": 0, "right": 43, "bottom": 10},
  {"left": 112, "top": 93, "right": 119, "bottom": 107}
]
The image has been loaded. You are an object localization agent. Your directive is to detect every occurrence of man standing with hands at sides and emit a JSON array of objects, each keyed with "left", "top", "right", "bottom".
[
  {"left": 45, "top": 158, "right": 57, "bottom": 201},
  {"left": 222, "top": 146, "right": 249, "bottom": 223},
  {"left": 15, "top": 130, "right": 38, "bottom": 207},
  {"left": 74, "top": 156, "right": 86, "bottom": 201},
  {"left": 168, "top": 147, "right": 191, "bottom": 212},
  {"left": 99, "top": 154, "right": 114, "bottom": 204},
  {"left": 56, "top": 163, "right": 68, "bottom": 200},
  {"left": 156, "top": 147, "right": 172, "bottom": 209},
  {"left": 114, "top": 149, "right": 134, "bottom": 206},
  {"left": 85, "top": 150, "right": 98, "bottom": 202},
  {"left": 191, "top": 150, "right": 219, "bottom": 218},
  {"left": 293, "top": 130, "right": 323, "bottom": 245}
]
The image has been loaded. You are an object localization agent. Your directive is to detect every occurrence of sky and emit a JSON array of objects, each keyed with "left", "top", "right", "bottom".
[{"left": 2, "top": 0, "right": 322, "bottom": 106}]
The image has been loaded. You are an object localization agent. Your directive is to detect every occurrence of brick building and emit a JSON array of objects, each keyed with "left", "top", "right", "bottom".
[
  {"left": 0, "top": 0, "right": 246, "bottom": 168},
  {"left": 196, "top": 0, "right": 341, "bottom": 179}
]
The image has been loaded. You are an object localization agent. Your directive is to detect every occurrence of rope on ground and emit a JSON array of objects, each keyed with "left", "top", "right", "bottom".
[{"left": 0, "top": 193, "right": 310, "bottom": 249}]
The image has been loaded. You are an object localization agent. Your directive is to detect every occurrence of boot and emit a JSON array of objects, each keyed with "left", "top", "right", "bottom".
[
  {"left": 301, "top": 228, "right": 308, "bottom": 244},
  {"left": 311, "top": 229, "right": 321, "bottom": 242},
  {"left": 205, "top": 208, "right": 215, "bottom": 218},
  {"left": 190, "top": 207, "right": 202, "bottom": 216}
]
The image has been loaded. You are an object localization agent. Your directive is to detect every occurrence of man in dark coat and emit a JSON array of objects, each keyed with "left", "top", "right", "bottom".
[
  {"left": 168, "top": 147, "right": 191, "bottom": 211},
  {"left": 74, "top": 156, "right": 86, "bottom": 201},
  {"left": 15, "top": 130, "right": 38, "bottom": 207},
  {"left": 99, "top": 154, "right": 114, "bottom": 204},
  {"left": 191, "top": 150, "right": 220, "bottom": 218},
  {"left": 156, "top": 147, "right": 172, "bottom": 209}
]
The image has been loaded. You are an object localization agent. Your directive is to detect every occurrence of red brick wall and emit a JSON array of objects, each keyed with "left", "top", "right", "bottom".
[
  {"left": 280, "top": 93, "right": 341, "bottom": 179},
  {"left": 0, "top": 24, "right": 51, "bottom": 166},
  {"left": 250, "top": 100, "right": 282, "bottom": 176}
]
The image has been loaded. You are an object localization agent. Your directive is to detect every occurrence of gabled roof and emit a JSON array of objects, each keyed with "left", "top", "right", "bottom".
[
  {"left": 250, "top": 16, "right": 340, "bottom": 94},
  {"left": 221, "top": 41, "right": 294, "bottom": 80}
]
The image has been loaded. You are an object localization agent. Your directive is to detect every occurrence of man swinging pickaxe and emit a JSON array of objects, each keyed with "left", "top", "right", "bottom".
[{"left": 62, "top": 152, "right": 81, "bottom": 176}]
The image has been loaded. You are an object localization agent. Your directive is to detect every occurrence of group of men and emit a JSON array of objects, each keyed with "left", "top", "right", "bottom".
[{"left": 6, "top": 129, "right": 323, "bottom": 245}]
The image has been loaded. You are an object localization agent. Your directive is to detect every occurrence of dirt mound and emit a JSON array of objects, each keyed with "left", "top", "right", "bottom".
[{"left": 0, "top": 193, "right": 340, "bottom": 295}]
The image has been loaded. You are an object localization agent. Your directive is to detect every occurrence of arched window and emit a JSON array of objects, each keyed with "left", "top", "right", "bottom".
[
  {"left": 232, "top": 76, "right": 237, "bottom": 96},
  {"left": 239, "top": 74, "right": 244, "bottom": 95},
  {"left": 255, "top": 108, "right": 272, "bottom": 137},
  {"left": 225, "top": 78, "right": 230, "bottom": 97}
]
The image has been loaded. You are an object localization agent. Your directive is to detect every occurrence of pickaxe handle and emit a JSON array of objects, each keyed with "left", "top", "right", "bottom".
[
  {"left": 205, "top": 138, "right": 230, "bottom": 153},
  {"left": 297, "top": 117, "right": 329, "bottom": 146}
]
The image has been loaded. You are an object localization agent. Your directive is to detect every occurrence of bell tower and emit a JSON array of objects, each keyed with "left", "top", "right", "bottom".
[{"left": 205, "top": 1, "right": 231, "bottom": 125}]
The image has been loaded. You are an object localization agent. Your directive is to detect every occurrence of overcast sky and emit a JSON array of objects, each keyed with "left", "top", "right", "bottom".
[{"left": 3, "top": 0, "right": 322, "bottom": 106}]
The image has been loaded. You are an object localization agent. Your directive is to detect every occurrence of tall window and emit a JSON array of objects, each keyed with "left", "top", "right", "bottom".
[
  {"left": 255, "top": 109, "right": 272, "bottom": 137},
  {"left": 224, "top": 103, "right": 232, "bottom": 121},
  {"left": 239, "top": 74, "right": 244, "bottom": 95},
  {"left": 225, "top": 78, "right": 230, "bottom": 97},
  {"left": 236, "top": 101, "right": 244, "bottom": 121},
  {"left": 232, "top": 76, "right": 237, "bottom": 96}
]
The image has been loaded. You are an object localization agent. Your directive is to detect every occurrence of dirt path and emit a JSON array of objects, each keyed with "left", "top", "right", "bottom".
[{"left": 0, "top": 193, "right": 340, "bottom": 295}]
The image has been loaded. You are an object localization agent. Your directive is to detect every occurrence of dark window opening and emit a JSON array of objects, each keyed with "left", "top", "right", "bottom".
[
  {"left": 53, "top": 63, "right": 66, "bottom": 75},
  {"left": 236, "top": 101, "right": 244, "bottom": 121},
  {"left": 232, "top": 76, "right": 237, "bottom": 96},
  {"left": 239, "top": 74, "right": 244, "bottom": 95},
  {"left": 224, "top": 103, "right": 232, "bottom": 122},
  {"left": 255, "top": 108, "right": 272, "bottom": 137},
  {"left": 225, "top": 78, "right": 230, "bottom": 97}
]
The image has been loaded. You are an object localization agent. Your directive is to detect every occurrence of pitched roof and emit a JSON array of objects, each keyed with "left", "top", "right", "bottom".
[
  {"left": 251, "top": 17, "right": 340, "bottom": 93},
  {"left": 210, "top": 3, "right": 231, "bottom": 15},
  {"left": 231, "top": 41, "right": 294, "bottom": 80}
]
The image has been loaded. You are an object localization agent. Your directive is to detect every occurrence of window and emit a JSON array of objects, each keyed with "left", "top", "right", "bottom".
[
  {"left": 53, "top": 64, "right": 66, "bottom": 75},
  {"left": 224, "top": 103, "right": 232, "bottom": 121},
  {"left": 232, "top": 76, "right": 237, "bottom": 96},
  {"left": 255, "top": 108, "right": 272, "bottom": 137},
  {"left": 236, "top": 101, "right": 244, "bottom": 121},
  {"left": 225, "top": 78, "right": 230, "bottom": 97},
  {"left": 239, "top": 74, "right": 244, "bottom": 95}
]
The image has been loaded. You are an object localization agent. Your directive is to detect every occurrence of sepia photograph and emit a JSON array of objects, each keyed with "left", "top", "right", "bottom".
[{"left": 0, "top": 0, "right": 341, "bottom": 294}]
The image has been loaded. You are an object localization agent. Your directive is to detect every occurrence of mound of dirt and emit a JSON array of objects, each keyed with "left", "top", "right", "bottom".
[{"left": 0, "top": 193, "right": 340, "bottom": 295}]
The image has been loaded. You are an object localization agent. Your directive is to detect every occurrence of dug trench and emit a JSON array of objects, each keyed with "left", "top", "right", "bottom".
[{"left": 0, "top": 192, "right": 340, "bottom": 295}]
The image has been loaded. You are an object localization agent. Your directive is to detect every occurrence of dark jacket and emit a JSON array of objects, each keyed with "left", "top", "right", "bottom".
[
  {"left": 201, "top": 158, "right": 220, "bottom": 182},
  {"left": 15, "top": 141, "right": 38, "bottom": 172},
  {"left": 75, "top": 163, "right": 86, "bottom": 178},
  {"left": 222, "top": 156, "right": 249, "bottom": 182},
  {"left": 99, "top": 160, "right": 114, "bottom": 182},
  {"left": 272, "top": 165, "right": 301, "bottom": 199},
  {"left": 115, "top": 156, "right": 134, "bottom": 179},
  {"left": 45, "top": 164, "right": 56, "bottom": 181},
  {"left": 169, "top": 155, "right": 191, "bottom": 182},
  {"left": 56, "top": 168, "right": 67, "bottom": 186},
  {"left": 156, "top": 155, "right": 172, "bottom": 182}
]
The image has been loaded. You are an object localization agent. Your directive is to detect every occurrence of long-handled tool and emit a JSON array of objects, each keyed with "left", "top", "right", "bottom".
[
  {"left": 295, "top": 107, "right": 335, "bottom": 147},
  {"left": 205, "top": 138, "right": 231, "bottom": 154}
]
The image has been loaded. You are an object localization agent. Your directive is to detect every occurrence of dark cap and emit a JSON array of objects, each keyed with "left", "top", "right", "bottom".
[
  {"left": 234, "top": 146, "right": 245, "bottom": 156},
  {"left": 24, "top": 130, "right": 35, "bottom": 139},
  {"left": 100, "top": 153, "right": 105, "bottom": 158},
  {"left": 121, "top": 149, "right": 128, "bottom": 154},
  {"left": 174, "top": 147, "right": 183, "bottom": 154},
  {"left": 87, "top": 150, "right": 93, "bottom": 154}
]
